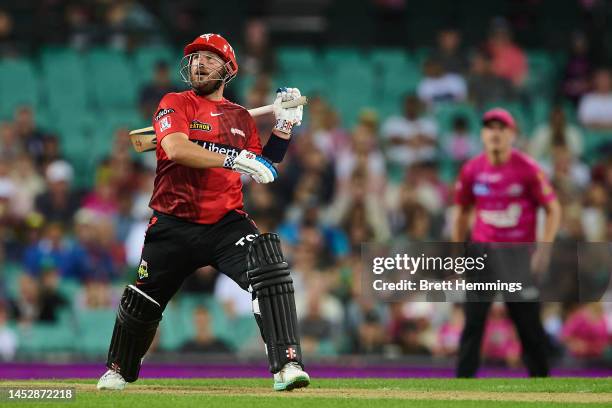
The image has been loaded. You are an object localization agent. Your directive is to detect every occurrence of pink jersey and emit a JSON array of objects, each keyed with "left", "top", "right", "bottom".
[{"left": 454, "top": 149, "right": 556, "bottom": 242}]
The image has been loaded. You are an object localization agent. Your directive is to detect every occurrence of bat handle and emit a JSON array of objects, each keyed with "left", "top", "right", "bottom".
[{"left": 247, "top": 96, "right": 308, "bottom": 117}]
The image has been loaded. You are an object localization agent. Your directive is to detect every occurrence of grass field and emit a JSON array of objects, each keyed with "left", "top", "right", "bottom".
[{"left": 2, "top": 378, "right": 611, "bottom": 407}]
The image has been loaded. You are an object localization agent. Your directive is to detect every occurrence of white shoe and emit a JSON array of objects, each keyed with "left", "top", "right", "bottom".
[
  {"left": 96, "top": 369, "right": 127, "bottom": 390},
  {"left": 273, "top": 362, "right": 310, "bottom": 391}
]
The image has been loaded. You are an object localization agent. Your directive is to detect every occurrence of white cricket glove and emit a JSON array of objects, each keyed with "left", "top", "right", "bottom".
[
  {"left": 273, "top": 87, "right": 303, "bottom": 134},
  {"left": 223, "top": 150, "right": 277, "bottom": 183}
]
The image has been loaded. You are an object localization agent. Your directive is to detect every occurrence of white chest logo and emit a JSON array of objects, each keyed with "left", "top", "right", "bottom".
[
  {"left": 231, "top": 127, "right": 245, "bottom": 138},
  {"left": 211, "top": 112, "right": 223, "bottom": 117}
]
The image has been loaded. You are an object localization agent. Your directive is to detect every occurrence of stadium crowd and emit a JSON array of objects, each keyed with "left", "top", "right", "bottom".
[{"left": 0, "top": 2, "right": 611, "bottom": 367}]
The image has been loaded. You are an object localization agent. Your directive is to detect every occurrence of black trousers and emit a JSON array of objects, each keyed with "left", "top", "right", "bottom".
[
  {"left": 135, "top": 210, "right": 259, "bottom": 310},
  {"left": 456, "top": 301, "right": 549, "bottom": 377},
  {"left": 456, "top": 243, "right": 549, "bottom": 378}
]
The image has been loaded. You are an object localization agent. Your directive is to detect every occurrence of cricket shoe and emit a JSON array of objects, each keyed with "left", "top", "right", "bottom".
[
  {"left": 273, "top": 362, "right": 310, "bottom": 391},
  {"left": 96, "top": 369, "right": 127, "bottom": 390}
]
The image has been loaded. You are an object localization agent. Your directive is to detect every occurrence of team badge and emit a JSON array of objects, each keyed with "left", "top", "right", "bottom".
[
  {"left": 160, "top": 116, "right": 171, "bottom": 132},
  {"left": 138, "top": 259, "right": 149, "bottom": 279}
]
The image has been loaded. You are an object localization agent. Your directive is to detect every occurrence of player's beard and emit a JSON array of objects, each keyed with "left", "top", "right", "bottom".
[{"left": 192, "top": 66, "right": 226, "bottom": 95}]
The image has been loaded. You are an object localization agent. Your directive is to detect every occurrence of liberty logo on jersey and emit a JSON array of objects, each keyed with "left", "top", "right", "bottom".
[
  {"left": 189, "top": 120, "right": 212, "bottom": 131},
  {"left": 192, "top": 140, "right": 240, "bottom": 158}
]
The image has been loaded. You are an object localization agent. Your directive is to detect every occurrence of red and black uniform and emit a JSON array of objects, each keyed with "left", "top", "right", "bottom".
[
  {"left": 151, "top": 90, "right": 262, "bottom": 224},
  {"left": 136, "top": 91, "right": 262, "bottom": 309}
]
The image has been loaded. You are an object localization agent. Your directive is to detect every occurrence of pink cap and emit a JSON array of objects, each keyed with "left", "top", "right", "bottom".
[{"left": 482, "top": 108, "right": 516, "bottom": 129}]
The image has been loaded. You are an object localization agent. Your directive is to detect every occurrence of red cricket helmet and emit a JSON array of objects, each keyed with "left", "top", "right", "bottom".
[{"left": 183, "top": 33, "right": 238, "bottom": 82}]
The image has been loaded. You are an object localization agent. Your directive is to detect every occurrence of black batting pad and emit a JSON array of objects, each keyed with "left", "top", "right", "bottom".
[
  {"left": 247, "top": 233, "right": 303, "bottom": 373},
  {"left": 106, "top": 285, "right": 162, "bottom": 382}
]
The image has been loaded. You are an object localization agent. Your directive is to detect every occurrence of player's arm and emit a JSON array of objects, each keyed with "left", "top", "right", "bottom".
[
  {"left": 161, "top": 133, "right": 225, "bottom": 167},
  {"left": 261, "top": 87, "right": 303, "bottom": 162},
  {"left": 161, "top": 133, "right": 277, "bottom": 183},
  {"left": 451, "top": 165, "right": 475, "bottom": 242},
  {"left": 540, "top": 198, "right": 561, "bottom": 243}
]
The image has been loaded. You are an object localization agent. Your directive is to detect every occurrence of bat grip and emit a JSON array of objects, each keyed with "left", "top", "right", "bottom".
[{"left": 247, "top": 96, "right": 308, "bottom": 117}]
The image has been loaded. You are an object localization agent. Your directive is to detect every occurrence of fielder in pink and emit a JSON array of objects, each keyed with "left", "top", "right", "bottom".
[{"left": 455, "top": 148, "right": 556, "bottom": 242}]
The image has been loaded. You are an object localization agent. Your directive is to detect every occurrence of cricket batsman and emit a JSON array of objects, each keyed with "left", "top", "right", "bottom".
[
  {"left": 96, "top": 33, "right": 310, "bottom": 391},
  {"left": 452, "top": 108, "right": 561, "bottom": 377}
]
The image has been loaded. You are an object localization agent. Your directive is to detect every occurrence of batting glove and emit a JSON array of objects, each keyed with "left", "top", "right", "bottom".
[
  {"left": 224, "top": 150, "right": 278, "bottom": 183},
  {"left": 273, "top": 87, "right": 303, "bottom": 134}
]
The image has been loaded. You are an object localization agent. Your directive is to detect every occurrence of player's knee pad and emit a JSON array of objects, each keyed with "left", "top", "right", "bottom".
[
  {"left": 247, "top": 233, "right": 303, "bottom": 373},
  {"left": 107, "top": 284, "right": 162, "bottom": 382}
]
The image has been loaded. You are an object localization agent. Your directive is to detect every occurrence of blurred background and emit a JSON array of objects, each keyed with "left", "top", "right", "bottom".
[{"left": 0, "top": 0, "right": 611, "bottom": 376}]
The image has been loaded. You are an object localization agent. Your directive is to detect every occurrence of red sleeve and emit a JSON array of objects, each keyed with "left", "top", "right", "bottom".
[
  {"left": 454, "top": 162, "right": 475, "bottom": 206},
  {"left": 244, "top": 114, "right": 262, "bottom": 154},
  {"left": 528, "top": 163, "right": 556, "bottom": 206},
  {"left": 153, "top": 93, "right": 190, "bottom": 143}
]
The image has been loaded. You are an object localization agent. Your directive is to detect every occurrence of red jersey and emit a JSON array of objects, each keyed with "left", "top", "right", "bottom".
[
  {"left": 149, "top": 90, "right": 262, "bottom": 224},
  {"left": 454, "top": 149, "right": 556, "bottom": 242}
]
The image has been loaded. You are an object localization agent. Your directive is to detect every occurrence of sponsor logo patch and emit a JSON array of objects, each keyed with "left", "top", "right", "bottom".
[
  {"left": 160, "top": 116, "right": 171, "bottom": 132},
  {"left": 286, "top": 347, "right": 297, "bottom": 360},
  {"left": 138, "top": 259, "right": 149, "bottom": 279},
  {"left": 191, "top": 140, "right": 239, "bottom": 158},
  {"left": 231, "top": 127, "right": 245, "bottom": 137},
  {"left": 235, "top": 233, "right": 258, "bottom": 247},
  {"left": 189, "top": 120, "right": 212, "bottom": 132},
  {"left": 155, "top": 108, "right": 175, "bottom": 121}
]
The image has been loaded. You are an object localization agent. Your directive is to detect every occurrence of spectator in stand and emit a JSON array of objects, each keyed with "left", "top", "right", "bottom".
[
  {"left": 581, "top": 183, "right": 608, "bottom": 241},
  {"left": 467, "top": 48, "right": 515, "bottom": 109},
  {"left": 0, "top": 157, "right": 18, "bottom": 226},
  {"left": 429, "top": 27, "right": 469, "bottom": 74},
  {"left": 0, "top": 301, "right": 17, "bottom": 361},
  {"left": 0, "top": 122, "right": 21, "bottom": 159},
  {"left": 22, "top": 222, "right": 82, "bottom": 279},
  {"left": 180, "top": 306, "right": 233, "bottom": 353},
  {"left": 481, "top": 303, "right": 522, "bottom": 367},
  {"left": 578, "top": 68, "right": 612, "bottom": 130},
  {"left": 529, "top": 106, "right": 584, "bottom": 162},
  {"left": 433, "top": 303, "right": 464, "bottom": 357},
  {"left": 335, "top": 122, "right": 387, "bottom": 196},
  {"left": 10, "top": 154, "right": 45, "bottom": 219},
  {"left": 14, "top": 106, "right": 47, "bottom": 168},
  {"left": 396, "top": 319, "right": 431, "bottom": 355},
  {"left": 417, "top": 58, "right": 467, "bottom": 108},
  {"left": 299, "top": 290, "right": 334, "bottom": 355},
  {"left": 443, "top": 115, "right": 479, "bottom": 169},
  {"left": 486, "top": 18, "right": 528, "bottom": 87},
  {"left": 562, "top": 303, "right": 608, "bottom": 358},
  {"left": 73, "top": 209, "right": 122, "bottom": 282},
  {"left": 562, "top": 32, "right": 594, "bottom": 105},
  {"left": 381, "top": 94, "right": 438, "bottom": 174},
  {"left": 241, "top": 19, "right": 276, "bottom": 76},
  {"left": 546, "top": 145, "right": 591, "bottom": 197},
  {"left": 35, "top": 160, "right": 81, "bottom": 226},
  {"left": 38, "top": 261, "right": 68, "bottom": 322},
  {"left": 0, "top": 9, "right": 19, "bottom": 57},
  {"left": 326, "top": 168, "right": 391, "bottom": 243},
  {"left": 9, "top": 274, "right": 40, "bottom": 324},
  {"left": 138, "top": 61, "right": 178, "bottom": 120}
]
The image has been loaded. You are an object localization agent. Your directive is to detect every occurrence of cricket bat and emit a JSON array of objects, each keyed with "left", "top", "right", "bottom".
[{"left": 129, "top": 96, "right": 308, "bottom": 153}]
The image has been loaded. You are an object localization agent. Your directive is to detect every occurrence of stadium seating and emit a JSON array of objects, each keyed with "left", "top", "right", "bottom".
[{"left": 0, "top": 58, "right": 39, "bottom": 120}]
